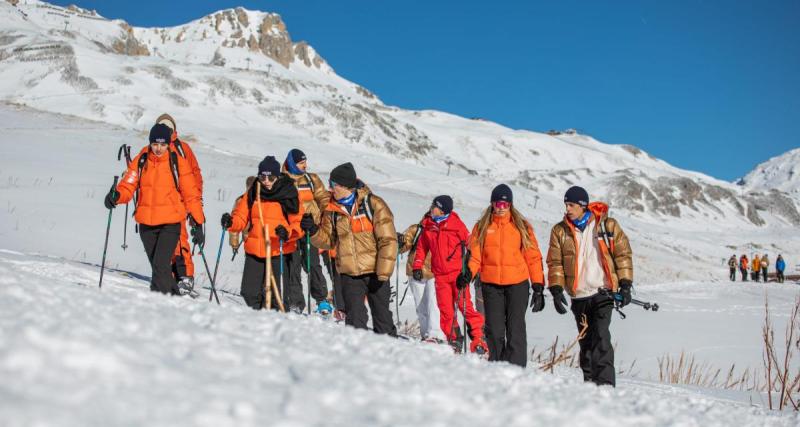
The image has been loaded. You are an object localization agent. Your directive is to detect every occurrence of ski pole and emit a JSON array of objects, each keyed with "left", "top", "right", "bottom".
[
  {"left": 231, "top": 247, "right": 239, "bottom": 262},
  {"left": 197, "top": 237, "right": 221, "bottom": 305},
  {"left": 306, "top": 235, "right": 311, "bottom": 315},
  {"left": 395, "top": 251, "right": 401, "bottom": 325},
  {"left": 117, "top": 144, "right": 131, "bottom": 250},
  {"left": 210, "top": 227, "right": 225, "bottom": 302},
  {"left": 279, "top": 238, "right": 284, "bottom": 310},
  {"left": 99, "top": 176, "right": 118, "bottom": 289}
]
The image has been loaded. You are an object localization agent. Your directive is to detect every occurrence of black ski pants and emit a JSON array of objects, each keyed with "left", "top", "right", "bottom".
[
  {"left": 290, "top": 238, "right": 328, "bottom": 304},
  {"left": 483, "top": 281, "right": 529, "bottom": 367},
  {"left": 140, "top": 223, "right": 181, "bottom": 295},
  {"left": 241, "top": 252, "right": 302, "bottom": 310},
  {"left": 340, "top": 273, "right": 397, "bottom": 336},
  {"left": 729, "top": 268, "right": 736, "bottom": 281},
  {"left": 762, "top": 267, "right": 769, "bottom": 282},
  {"left": 740, "top": 268, "right": 748, "bottom": 281},
  {"left": 777, "top": 271, "right": 785, "bottom": 283},
  {"left": 571, "top": 292, "right": 616, "bottom": 387}
]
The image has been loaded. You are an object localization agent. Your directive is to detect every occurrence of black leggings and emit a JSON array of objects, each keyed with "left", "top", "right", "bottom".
[{"left": 140, "top": 223, "right": 181, "bottom": 295}]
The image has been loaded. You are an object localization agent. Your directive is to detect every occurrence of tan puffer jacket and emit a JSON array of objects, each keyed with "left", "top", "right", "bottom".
[
  {"left": 546, "top": 202, "right": 633, "bottom": 297},
  {"left": 283, "top": 168, "right": 330, "bottom": 224},
  {"left": 399, "top": 222, "right": 434, "bottom": 280},
  {"left": 311, "top": 183, "right": 398, "bottom": 281}
]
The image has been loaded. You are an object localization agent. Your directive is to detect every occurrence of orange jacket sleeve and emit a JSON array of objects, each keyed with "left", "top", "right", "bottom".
[
  {"left": 287, "top": 202, "right": 305, "bottom": 243},
  {"left": 523, "top": 223, "right": 545, "bottom": 285},
  {"left": 179, "top": 140, "right": 203, "bottom": 195},
  {"left": 229, "top": 193, "right": 250, "bottom": 233},
  {"left": 176, "top": 154, "right": 204, "bottom": 224},
  {"left": 115, "top": 152, "right": 144, "bottom": 205}
]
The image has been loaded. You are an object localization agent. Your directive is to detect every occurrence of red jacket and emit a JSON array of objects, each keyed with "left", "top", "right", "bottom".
[{"left": 413, "top": 212, "right": 470, "bottom": 278}]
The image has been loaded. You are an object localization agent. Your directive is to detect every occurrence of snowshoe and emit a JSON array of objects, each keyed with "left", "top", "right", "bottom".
[
  {"left": 177, "top": 277, "right": 198, "bottom": 299},
  {"left": 316, "top": 300, "right": 333, "bottom": 316}
]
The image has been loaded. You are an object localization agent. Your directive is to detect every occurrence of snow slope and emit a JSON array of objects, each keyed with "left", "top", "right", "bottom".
[
  {"left": 739, "top": 148, "right": 800, "bottom": 196},
  {"left": 2, "top": 248, "right": 798, "bottom": 426}
]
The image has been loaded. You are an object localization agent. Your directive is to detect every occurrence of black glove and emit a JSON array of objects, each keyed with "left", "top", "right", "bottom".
[
  {"left": 275, "top": 225, "right": 289, "bottom": 242},
  {"left": 191, "top": 225, "right": 205, "bottom": 247},
  {"left": 397, "top": 232, "right": 405, "bottom": 246},
  {"left": 456, "top": 269, "right": 472, "bottom": 290},
  {"left": 618, "top": 279, "right": 633, "bottom": 307},
  {"left": 221, "top": 213, "right": 233, "bottom": 229},
  {"left": 412, "top": 269, "right": 423, "bottom": 281},
  {"left": 530, "top": 283, "right": 545, "bottom": 313},
  {"left": 104, "top": 190, "right": 119, "bottom": 210},
  {"left": 549, "top": 285, "right": 569, "bottom": 315},
  {"left": 300, "top": 213, "right": 318, "bottom": 235}
]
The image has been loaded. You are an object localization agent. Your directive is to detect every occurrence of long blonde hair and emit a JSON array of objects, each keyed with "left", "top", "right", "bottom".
[{"left": 473, "top": 205, "right": 533, "bottom": 250}]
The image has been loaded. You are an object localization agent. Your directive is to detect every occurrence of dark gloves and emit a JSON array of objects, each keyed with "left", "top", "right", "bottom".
[
  {"left": 300, "top": 213, "right": 318, "bottom": 236},
  {"left": 456, "top": 269, "right": 472, "bottom": 290},
  {"left": 618, "top": 279, "right": 633, "bottom": 307},
  {"left": 530, "top": 283, "right": 545, "bottom": 313},
  {"left": 397, "top": 232, "right": 405, "bottom": 246},
  {"left": 191, "top": 225, "right": 205, "bottom": 247},
  {"left": 221, "top": 213, "right": 233, "bottom": 229},
  {"left": 104, "top": 190, "right": 119, "bottom": 210},
  {"left": 412, "top": 269, "right": 423, "bottom": 281},
  {"left": 549, "top": 285, "right": 569, "bottom": 314},
  {"left": 275, "top": 225, "right": 289, "bottom": 242}
]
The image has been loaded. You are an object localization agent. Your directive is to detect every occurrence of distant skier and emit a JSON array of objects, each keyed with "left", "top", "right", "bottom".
[
  {"left": 776, "top": 255, "right": 786, "bottom": 283},
  {"left": 739, "top": 255, "right": 748, "bottom": 282},
  {"left": 104, "top": 123, "right": 205, "bottom": 295},
  {"left": 154, "top": 114, "right": 204, "bottom": 296},
  {"left": 399, "top": 215, "right": 445, "bottom": 342},
  {"left": 467, "top": 185, "right": 543, "bottom": 365},
  {"left": 413, "top": 195, "right": 487, "bottom": 353},
  {"left": 282, "top": 149, "right": 333, "bottom": 315},
  {"left": 752, "top": 254, "right": 761, "bottom": 282},
  {"left": 728, "top": 255, "right": 737, "bottom": 281},
  {"left": 546, "top": 186, "right": 633, "bottom": 387},
  {"left": 304, "top": 162, "right": 398, "bottom": 335},
  {"left": 221, "top": 156, "right": 305, "bottom": 310},
  {"left": 761, "top": 254, "right": 769, "bottom": 282}
]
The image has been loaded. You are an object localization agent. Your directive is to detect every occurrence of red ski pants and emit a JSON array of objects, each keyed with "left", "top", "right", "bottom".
[{"left": 435, "top": 273, "right": 484, "bottom": 341}]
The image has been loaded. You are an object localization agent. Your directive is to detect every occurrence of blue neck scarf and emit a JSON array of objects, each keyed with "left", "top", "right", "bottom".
[
  {"left": 337, "top": 192, "right": 356, "bottom": 213},
  {"left": 432, "top": 213, "right": 450, "bottom": 223},
  {"left": 572, "top": 210, "right": 592, "bottom": 232},
  {"left": 285, "top": 154, "right": 304, "bottom": 176}
]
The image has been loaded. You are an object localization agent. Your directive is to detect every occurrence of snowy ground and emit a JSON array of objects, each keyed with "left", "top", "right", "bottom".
[{"left": 1, "top": 249, "right": 799, "bottom": 427}]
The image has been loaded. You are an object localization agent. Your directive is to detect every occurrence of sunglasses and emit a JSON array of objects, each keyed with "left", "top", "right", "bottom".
[
  {"left": 259, "top": 174, "right": 278, "bottom": 183},
  {"left": 492, "top": 201, "right": 511, "bottom": 210},
  {"left": 328, "top": 179, "right": 338, "bottom": 188}
]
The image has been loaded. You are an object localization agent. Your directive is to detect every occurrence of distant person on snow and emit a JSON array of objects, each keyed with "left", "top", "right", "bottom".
[
  {"left": 728, "top": 255, "right": 737, "bottom": 281},
  {"left": 282, "top": 149, "right": 333, "bottom": 315},
  {"left": 413, "top": 195, "right": 487, "bottom": 354},
  {"left": 221, "top": 156, "right": 305, "bottom": 310},
  {"left": 761, "top": 254, "right": 769, "bottom": 282},
  {"left": 399, "top": 214, "right": 445, "bottom": 342},
  {"left": 776, "top": 255, "right": 786, "bottom": 283},
  {"left": 546, "top": 186, "right": 633, "bottom": 387},
  {"left": 752, "top": 254, "right": 761, "bottom": 282},
  {"left": 154, "top": 114, "right": 204, "bottom": 296},
  {"left": 739, "top": 255, "right": 748, "bottom": 282},
  {"left": 104, "top": 123, "right": 205, "bottom": 295},
  {"left": 468, "top": 185, "right": 544, "bottom": 365},
  {"left": 305, "top": 162, "right": 398, "bottom": 335}
]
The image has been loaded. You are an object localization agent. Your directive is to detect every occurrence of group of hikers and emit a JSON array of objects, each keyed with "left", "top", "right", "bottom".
[
  {"left": 103, "top": 116, "right": 635, "bottom": 387},
  {"left": 727, "top": 253, "right": 787, "bottom": 283}
]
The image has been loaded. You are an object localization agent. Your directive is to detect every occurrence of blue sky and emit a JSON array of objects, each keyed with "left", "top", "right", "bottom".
[{"left": 53, "top": 0, "right": 800, "bottom": 181}]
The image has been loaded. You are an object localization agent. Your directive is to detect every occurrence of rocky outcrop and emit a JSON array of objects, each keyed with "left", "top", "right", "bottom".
[{"left": 112, "top": 23, "right": 149, "bottom": 56}]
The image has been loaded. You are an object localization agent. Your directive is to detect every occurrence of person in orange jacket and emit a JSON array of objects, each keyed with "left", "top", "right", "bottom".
[
  {"left": 155, "top": 114, "right": 203, "bottom": 295},
  {"left": 739, "top": 255, "right": 749, "bottom": 281},
  {"left": 466, "top": 185, "right": 544, "bottom": 366},
  {"left": 752, "top": 254, "right": 761, "bottom": 282},
  {"left": 221, "top": 156, "right": 304, "bottom": 310},
  {"left": 104, "top": 123, "right": 205, "bottom": 295}
]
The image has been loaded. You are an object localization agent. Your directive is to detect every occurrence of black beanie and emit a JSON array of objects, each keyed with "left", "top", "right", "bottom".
[
  {"left": 149, "top": 123, "right": 172, "bottom": 144},
  {"left": 330, "top": 162, "right": 357, "bottom": 188},
  {"left": 258, "top": 156, "right": 281, "bottom": 177},
  {"left": 289, "top": 149, "right": 307, "bottom": 164},
  {"left": 491, "top": 184, "right": 513, "bottom": 204},
  {"left": 432, "top": 195, "right": 453, "bottom": 215},
  {"left": 564, "top": 186, "right": 589, "bottom": 207}
]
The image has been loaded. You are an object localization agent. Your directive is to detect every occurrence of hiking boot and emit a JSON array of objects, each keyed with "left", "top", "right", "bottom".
[
  {"left": 316, "top": 300, "right": 333, "bottom": 315},
  {"left": 470, "top": 337, "right": 489, "bottom": 357},
  {"left": 177, "top": 277, "right": 197, "bottom": 298}
]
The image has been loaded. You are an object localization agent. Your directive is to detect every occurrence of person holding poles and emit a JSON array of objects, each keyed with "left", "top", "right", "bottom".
[
  {"left": 103, "top": 123, "right": 205, "bottom": 295},
  {"left": 303, "top": 162, "right": 398, "bottom": 335},
  {"left": 221, "top": 156, "right": 304, "bottom": 310},
  {"left": 546, "top": 186, "right": 633, "bottom": 387},
  {"left": 466, "top": 185, "right": 543, "bottom": 365}
]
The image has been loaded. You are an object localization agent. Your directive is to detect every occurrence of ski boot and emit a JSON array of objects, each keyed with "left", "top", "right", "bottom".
[
  {"left": 448, "top": 336, "right": 465, "bottom": 354},
  {"left": 470, "top": 337, "right": 489, "bottom": 359},
  {"left": 316, "top": 300, "right": 333, "bottom": 316},
  {"left": 177, "top": 276, "right": 198, "bottom": 298}
]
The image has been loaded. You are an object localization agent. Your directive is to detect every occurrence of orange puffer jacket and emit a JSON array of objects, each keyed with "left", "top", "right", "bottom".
[
  {"left": 467, "top": 212, "right": 545, "bottom": 286},
  {"left": 228, "top": 183, "right": 304, "bottom": 258},
  {"left": 116, "top": 148, "right": 204, "bottom": 226}
]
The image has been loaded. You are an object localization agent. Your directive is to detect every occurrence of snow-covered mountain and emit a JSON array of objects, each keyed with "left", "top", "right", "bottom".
[
  {"left": 739, "top": 148, "right": 800, "bottom": 196},
  {"left": 2, "top": 0, "right": 799, "bottom": 229}
]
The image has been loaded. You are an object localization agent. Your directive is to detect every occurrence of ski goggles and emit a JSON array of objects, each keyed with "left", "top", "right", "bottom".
[
  {"left": 328, "top": 179, "right": 338, "bottom": 188},
  {"left": 259, "top": 173, "right": 278, "bottom": 183},
  {"left": 492, "top": 201, "right": 511, "bottom": 210}
]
